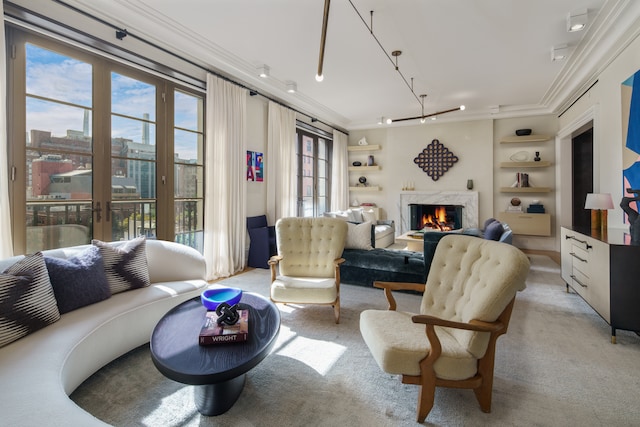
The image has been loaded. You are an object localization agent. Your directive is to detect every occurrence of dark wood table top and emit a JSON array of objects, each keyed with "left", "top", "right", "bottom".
[{"left": 150, "top": 292, "right": 280, "bottom": 385}]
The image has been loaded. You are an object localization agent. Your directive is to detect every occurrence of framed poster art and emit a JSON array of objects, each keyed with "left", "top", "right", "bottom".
[{"left": 247, "top": 151, "right": 264, "bottom": 182}]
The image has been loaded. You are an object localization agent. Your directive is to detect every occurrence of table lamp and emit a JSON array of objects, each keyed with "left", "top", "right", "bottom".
[{"left": 584, "top": 193, "right": 614, "bottom": 234}]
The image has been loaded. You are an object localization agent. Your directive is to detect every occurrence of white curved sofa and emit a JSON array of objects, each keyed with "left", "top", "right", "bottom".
[{"left": 0, "top": 239, "right": 208, "bottom": 426}]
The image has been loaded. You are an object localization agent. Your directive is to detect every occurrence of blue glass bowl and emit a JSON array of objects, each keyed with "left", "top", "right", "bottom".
[{"left": 200, "top": 287, "right": 243, "bottom": 311}]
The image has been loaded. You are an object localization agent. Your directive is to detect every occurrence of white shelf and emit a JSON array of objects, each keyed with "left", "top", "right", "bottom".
[
  {"left": 349, "top": 186, "right": 380, "bottom": 191},
  {"left": 500, "top": 161, "right": 551, "bottom": 168},
  {"left": 500, "top": 134, "right": 551, "bottom": 144},
  {"left": 348, "top": 165, "right": 381, "bottom": 172},
  {"left": 347, "top": 144, "right": 381, "bottom": 151},
  {"left": 500, "top": 187, "right": 551, "bottom": 193}
]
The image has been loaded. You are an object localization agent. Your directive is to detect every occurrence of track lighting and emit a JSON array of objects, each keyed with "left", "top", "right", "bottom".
[
  {"left": 390, "top": 105, "right": 466, "bottom": 123},
  {"left": 551, "top": 45, "right": 570, "bottom": 61},
  {"left": 257, "top": 65, "right": 270, "bottom": 78},
  {"left": 115, "top": 29, "right": 127, "bottom": 40},
  {"left": 567, "top": 9, "right": 588, "bottom": 32}
]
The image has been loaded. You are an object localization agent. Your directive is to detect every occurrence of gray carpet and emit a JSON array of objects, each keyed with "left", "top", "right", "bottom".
[{"left": 71, "top": 255, "right": 640, "bottom": 426}]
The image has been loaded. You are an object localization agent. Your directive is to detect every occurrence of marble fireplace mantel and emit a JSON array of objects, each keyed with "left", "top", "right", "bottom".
[{"left": 398, "top": 191, "right": 479, "bottom": 234}]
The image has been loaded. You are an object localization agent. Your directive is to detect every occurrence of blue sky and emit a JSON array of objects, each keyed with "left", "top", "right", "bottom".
[{"left": 25, "top": 43, "right": 202, "bottom": 162}]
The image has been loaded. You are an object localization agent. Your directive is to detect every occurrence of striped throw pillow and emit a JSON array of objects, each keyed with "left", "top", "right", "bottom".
[
  {"left": 92, "top": 236, "right": 151, "bottom": 295},
  {"left": 0, "top": 252, "right": 61, "bottom": 348}
]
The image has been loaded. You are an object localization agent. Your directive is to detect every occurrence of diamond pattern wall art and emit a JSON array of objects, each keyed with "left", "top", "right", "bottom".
[{"left": 413, "top": 139, "right": 459, "bottom": 181}]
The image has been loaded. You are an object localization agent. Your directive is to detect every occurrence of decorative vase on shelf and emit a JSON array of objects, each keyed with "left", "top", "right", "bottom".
[{"left": 534, "top": 151, "right": 541, "bottom": 162}]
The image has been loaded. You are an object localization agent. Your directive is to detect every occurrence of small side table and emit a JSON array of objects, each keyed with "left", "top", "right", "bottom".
[
  {"left": 150, "top": 292, "right": 280, "bottom": 415},
  {"left": 395, "top": 231, "right": 424, "bottom": 252}
]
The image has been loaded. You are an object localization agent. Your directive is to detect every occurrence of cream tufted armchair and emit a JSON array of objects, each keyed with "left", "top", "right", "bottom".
[
  {"left": 360, "top": 234, "right": 530, "bottom": 422},
  {"left": 269, "top": 217, "right": 348, "bottom": 323}
]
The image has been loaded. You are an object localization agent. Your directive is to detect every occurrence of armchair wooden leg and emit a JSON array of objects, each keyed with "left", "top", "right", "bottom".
[
  {"left": 333, "top": 298, "right": 340, "bottom": 324},
  {"left": 473, "top": 345, "right": 496, "bottom": 412},
  {"left": 416, "top": 378, "right": 436, "bottom": 423}
]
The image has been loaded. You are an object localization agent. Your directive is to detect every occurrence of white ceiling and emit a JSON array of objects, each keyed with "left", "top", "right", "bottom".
[{"left": 63, "top": 0, "right": 640, "bottom": 130}]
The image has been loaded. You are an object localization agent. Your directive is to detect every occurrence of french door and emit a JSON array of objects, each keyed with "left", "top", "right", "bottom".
[
  {"left": 296, "top": 130, "right": 330, "bottom": 217},
  {"left": 8, "top": 29, "right": 204, "bottom": 254}
]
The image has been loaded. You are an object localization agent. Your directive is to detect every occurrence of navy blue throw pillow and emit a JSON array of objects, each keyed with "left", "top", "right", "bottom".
[
  {"left": 484, "top": 221, "right": 505, "bottom": 241},
  {"left": 45, "top": 246, "right": 111, "bottom": 314},
  {"left": 483, "top": 217, "right": 498, "bottom": 230}
]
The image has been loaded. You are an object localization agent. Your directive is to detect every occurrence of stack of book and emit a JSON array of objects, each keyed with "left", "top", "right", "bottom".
[
  {"left": 527, "top": 204, "right": 546, "bottom": 213},
  {"left": 511, "top": 172, "right": 530, "bottom": 188}
]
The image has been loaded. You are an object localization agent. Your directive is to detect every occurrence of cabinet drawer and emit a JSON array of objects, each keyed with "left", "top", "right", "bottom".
[
  {"left": 496, "top": 212, "right": 551, "bottom": 236},
  {"left": 569, "top": 268, "right": 589, "bottom": 298}
]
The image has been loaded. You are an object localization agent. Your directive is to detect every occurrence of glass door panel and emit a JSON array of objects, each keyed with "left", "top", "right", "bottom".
[
  {"left": 24, "top": 43, "right": 93, "bottom": 251},
  {"left": 173, "top": 90, "right": 204, "bottom": 251},
  {"left": 110, "top": 72, "right": 157, "bottom": 240}
]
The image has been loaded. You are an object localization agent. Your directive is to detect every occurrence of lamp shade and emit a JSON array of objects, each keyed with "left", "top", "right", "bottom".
[{"left": 584, "top": 193, "right": 614, "bottom": 210}]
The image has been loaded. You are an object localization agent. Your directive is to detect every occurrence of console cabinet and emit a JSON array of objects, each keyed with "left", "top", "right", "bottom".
[{"left": 560, "top": 226, "right": 640, "bottom": 343}]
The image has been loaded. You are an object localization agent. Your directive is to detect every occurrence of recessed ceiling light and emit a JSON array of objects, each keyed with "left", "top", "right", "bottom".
[{"left": 286, "top": 81, "right": 297, "bottom": 93}]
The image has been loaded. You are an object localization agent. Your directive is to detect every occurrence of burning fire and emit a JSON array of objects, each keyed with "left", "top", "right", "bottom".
[{"left": 421, "top": 206, "right": 452, "bottom": 231}]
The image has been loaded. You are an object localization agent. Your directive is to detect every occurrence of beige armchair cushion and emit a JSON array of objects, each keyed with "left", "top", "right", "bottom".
[
  {"left": 271, "top": 277, "right": 337, "bottom": 304},
  {"left": 360, "top": 310, "right": 477, "bottom": 380}
]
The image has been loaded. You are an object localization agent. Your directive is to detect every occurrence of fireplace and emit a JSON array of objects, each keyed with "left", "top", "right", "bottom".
[
  {"left": 410, "top": 204, "right": 463, "bottom": 231},
  {"left": 398, "top": 191, "right": 478, "bottom": 234}
]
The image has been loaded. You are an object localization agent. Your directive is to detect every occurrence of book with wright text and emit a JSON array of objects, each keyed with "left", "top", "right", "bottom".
[{"left": 198, "top": 309, "right": 249, "bottom": 345}]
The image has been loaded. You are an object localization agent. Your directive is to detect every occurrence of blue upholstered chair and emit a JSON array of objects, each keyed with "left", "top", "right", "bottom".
[{"left": 246, "top": 215, "right": 277, "bottom": 269}]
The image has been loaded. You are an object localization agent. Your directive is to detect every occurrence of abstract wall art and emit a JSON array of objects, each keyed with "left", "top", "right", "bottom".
[
  {"left": 413, "top": 138, "right": 459, "bottom": 181},
  {"left": 247, "top": 151, "right": 263, "bottom": 182}
]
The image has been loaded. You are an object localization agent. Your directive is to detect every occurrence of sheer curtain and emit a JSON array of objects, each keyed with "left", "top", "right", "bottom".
[
  {"left": 0, "top": 5, "right": 13, "bottom": 258},
  {"left": 331, "top": 130, "right": 349, "bottom": 211},
  {"left": 203, "top": 74, "right": 247, "bottom": 280},
  {"left": 266, "top": 101, "right": 296, "bottom": 221}
]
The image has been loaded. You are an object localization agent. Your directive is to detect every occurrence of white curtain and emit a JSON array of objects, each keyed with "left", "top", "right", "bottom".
[
  {"left": 0, "top": 5, "right": 13, "bottom": 258},
  {"left": 203, "top": 74, "right": 247, "bottom": 280},
  {"left": 331, "top": 130, "right": 349, "bottom": 211},
  {"left": 266, "top": 101, "right": 296, "bottom": 221}
]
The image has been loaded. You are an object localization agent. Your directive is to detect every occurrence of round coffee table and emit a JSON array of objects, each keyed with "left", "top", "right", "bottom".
[{"left": 150, "top": 292, "right": 280, "bottom": 416}]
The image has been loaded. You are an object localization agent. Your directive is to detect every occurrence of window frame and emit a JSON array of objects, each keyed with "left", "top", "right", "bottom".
[
  {"left": 6, "top": 26, "right": 205, "bottom": 254},
  {"left": 295, "top": 128, "right": 332, "bottom": 217}
]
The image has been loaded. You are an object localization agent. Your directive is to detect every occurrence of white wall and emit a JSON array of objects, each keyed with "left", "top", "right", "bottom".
[
  {"left": 347, "top": 120, "right": 494, "bottom": 229},
  {"left": 558, "top": 32, "right": 640, "bottom": 231},
  {"left": 245, "top": 96, "right": 268, "bottom": 219}
]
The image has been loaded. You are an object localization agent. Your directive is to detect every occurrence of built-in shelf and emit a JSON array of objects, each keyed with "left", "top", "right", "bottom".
[
  {"left": 500, "top": 161, "right": 551, "bottom": 168},
  {"left": 348, "top": 165, "right": 381, "bottom": 172},
  {"left": 347, "top": 144, "right": 381, "bottom": 151},
  {"left": 349, "top": 186, "right": 380, "bottom": 191},
  {"left": 500, "top": 187, "right": 551, "bottom": 193},
  {"left": 500, "top": 134, "right": 551, "bottom": 144}
]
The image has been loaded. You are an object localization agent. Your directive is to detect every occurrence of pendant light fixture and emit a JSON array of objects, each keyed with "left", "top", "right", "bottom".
[{"left": 316, "top": 0, "right": 331, "bottom": 82}]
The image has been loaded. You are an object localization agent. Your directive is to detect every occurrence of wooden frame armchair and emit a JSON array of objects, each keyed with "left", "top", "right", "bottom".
[
  {"left": 360, "top": 235, "right": 530, "bottom": 422},
  {"left": 268, "top": 217, "right": 347, "bottom": 323}
]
